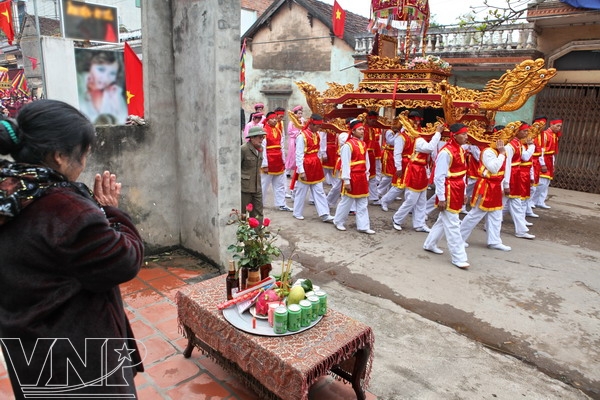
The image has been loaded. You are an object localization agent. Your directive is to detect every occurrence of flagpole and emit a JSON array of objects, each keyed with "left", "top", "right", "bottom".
[{"left": 33, "top": 0, "right": 47, "bottom": 98}]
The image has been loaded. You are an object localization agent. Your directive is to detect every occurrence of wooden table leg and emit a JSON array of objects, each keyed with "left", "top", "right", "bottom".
[
  {"left": 351, "top": 346, "right": 371, "bottom": 400},
  {"left": 182, "top": 324, "right": 196, "bottom": 358}
]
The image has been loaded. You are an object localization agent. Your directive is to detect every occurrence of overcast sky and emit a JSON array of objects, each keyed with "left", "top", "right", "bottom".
[{"left": 321, "top": 0, "right": 526, "bottom": 26}]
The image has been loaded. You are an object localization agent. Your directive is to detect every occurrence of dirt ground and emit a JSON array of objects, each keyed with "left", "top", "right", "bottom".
[{"left": 270, "top": 186, "right": 600, "bottom": 398}]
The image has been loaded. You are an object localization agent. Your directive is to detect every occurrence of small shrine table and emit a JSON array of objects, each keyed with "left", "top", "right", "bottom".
[{"left": 176, "top": 275, "right": 374, "bottom": 400}]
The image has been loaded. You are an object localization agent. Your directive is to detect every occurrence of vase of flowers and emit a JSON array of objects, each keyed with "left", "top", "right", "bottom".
[{"left": 227, "top": 204, "right": 281, "bottom": 289}]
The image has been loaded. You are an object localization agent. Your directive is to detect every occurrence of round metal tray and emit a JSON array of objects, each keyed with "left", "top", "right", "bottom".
[{"left": 222, "top": 306, "right": 322, "bottom": 336}]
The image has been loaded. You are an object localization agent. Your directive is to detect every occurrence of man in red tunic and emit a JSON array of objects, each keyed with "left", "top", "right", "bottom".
[
  {"left": 261, "top": 112, "right": 292, "bottom": 211},
  {"left": 503, "top": 122, "right": 535, "bottom": 239},
  {"left": 532, "top": 118, "right": 562, "bottom": 209},
  {"left": 392, "top": 124, "right": 443, "bottom": 232},
  {"left": 461, "top": 138, "right": 511, "bottom": 251},
  {"left": 332, "top": 119, "right": 374, "bottom": 234},
  {"left": 379, "top": 111, "right": 420, "bottom": 211},
  {"left": 292, "top": 114, "right": 334, "bottom": 222},
  {"left": 423, "top": 123, "right": 470, "bottom": 269}
]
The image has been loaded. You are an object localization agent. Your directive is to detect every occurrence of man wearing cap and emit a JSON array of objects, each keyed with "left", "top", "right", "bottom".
[
  {"left": 392, "top": 123, "right": 443, "bottom": 232},
  {"left": 503, "top": 122, "right": 535, "bottom": 239},
  {"left": 292, "top": 114, "right": 335, "bottom": 222},
  {"left": 379, "top": 111, "right": 420, "bottom": 211},
  {"left": 333, "top": 119, "right": 374, "bottom": 234},
  {"left": 532, "top": 118, "right": 562, "bottom": 209},
  {"left": 261, "top": 112, "right": 292, "bottom": 212},
  {"left": 461, "top": 139, "right": 511, "bottom": 251},
  {"left": 423, "top": 123, "right": 470, "bottom": 269},
  {"left": 241, "top": 126, "right": 266, "bottom": 220}
]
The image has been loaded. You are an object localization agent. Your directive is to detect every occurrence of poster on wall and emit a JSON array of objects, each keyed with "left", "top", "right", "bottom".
[{"left": 75, "top": 48, "right": 128, "bottom": 125}]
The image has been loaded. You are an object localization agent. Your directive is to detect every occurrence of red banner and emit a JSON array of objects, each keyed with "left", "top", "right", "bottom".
[
  {"left": 124, "top": 42, "right": 144, "bottom": 117},
  {"left": 0, "top": 1, "right": 14, "bottom": 45},
  {"left": 332, "top": 0, "right": 346, "bottom": 39}
]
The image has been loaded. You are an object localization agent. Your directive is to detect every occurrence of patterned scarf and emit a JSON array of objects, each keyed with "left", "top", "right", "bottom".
[{"left": 0, "top": 159, "right": 93, "bottom": 226}]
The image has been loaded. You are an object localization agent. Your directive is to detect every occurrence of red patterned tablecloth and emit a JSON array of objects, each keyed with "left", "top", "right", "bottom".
[{"left": 176, "top": 275, "right": 374, "bottom": 400}]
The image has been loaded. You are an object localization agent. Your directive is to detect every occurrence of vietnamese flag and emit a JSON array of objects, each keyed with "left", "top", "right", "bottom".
[
  {"left": 124, "top": 42, "right": 144, "bottom": 117},
  {"left": 332, "top": 0, "right": 346, "bottom": 39},
  {"left": 0, "top": 1, "right": 14, "bottom": 45}
]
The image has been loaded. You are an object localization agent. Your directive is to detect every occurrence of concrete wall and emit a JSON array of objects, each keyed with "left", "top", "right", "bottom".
[
  {"left": 72, "top": 1, "right": 240, "bottom": 270},
  {"left": 169, "top": 0, "right": 241, "bottom": 266}
]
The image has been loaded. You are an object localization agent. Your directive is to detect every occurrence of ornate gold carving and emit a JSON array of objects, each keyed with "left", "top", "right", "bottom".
[{"left": 367, "top": 55, "right": 403, "bottom": 70}]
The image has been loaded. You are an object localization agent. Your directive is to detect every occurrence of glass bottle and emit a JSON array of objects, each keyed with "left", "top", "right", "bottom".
[{"left": 226, "top": 261, "right": 239, "bottom": 300}]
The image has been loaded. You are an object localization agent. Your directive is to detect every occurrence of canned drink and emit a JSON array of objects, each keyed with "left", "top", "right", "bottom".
[
  {"left": 287, "top": 304, "right": 301, "bottom": 332},
  {"left": 314, "top": 290, "right": 327, "bottom": 316},
  {"left": 307, "top": 295, "right": 320, "bottom": 321},
  {"left": 299, "top": 299, "right": 312, "bottom": 327},
  {"left": 273, "top": 306, "right": 288, "bottom": 334}
]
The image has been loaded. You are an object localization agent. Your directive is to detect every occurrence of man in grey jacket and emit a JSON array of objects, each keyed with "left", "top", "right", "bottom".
[{"left": 241, "top": 126, "right": 266, "bottom": 220}]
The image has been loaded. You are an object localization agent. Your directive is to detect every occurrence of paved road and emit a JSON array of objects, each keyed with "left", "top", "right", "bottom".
[{"left": 267, "top": 186, "right": 599, "bottom": 399}]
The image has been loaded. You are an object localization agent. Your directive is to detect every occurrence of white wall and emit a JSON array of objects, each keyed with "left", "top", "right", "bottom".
[{"left": 41, "top": 36, "right": 78, "bottom": 105}]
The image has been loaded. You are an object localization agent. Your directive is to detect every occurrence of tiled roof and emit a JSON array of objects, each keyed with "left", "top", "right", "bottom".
[
  {"left": 243, "top": 0, "right": 370, "bottom": 47},
  {"left": 19, "top": 14, "right": 61, "bottom": 37}
]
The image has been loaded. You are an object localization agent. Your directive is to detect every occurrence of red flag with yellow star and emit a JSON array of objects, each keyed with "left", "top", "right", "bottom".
[
  {"left": 332, "top": 0, "right": 346, "bottom": 39},
  {"left": 124, "top": 42, "right": 144, "bottom": 117},
  {"left": 0, "top": 1, "right": 14, "bottom": 45}
]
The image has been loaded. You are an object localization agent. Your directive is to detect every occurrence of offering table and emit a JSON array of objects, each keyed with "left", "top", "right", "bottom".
[{"left": 176, "top": 275, "right": 374, "bottom": 400}]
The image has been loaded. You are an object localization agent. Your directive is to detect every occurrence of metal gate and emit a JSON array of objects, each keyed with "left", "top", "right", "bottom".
[{"left": 535, "top": 84, "right": 600, "bottom": 194}]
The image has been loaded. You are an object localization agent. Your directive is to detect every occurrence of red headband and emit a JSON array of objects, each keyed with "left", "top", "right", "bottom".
[
  {"left": 310, "top": 119, "right": 323, "bottom": 125},
  {"left": 452, "top": 126, "right": 468, "bottom": 135},
  {"left": 352, "top": 122, "right": 364, "bottom": 130},
  {"left": 275, "top": 110, "right": 285, "bottom": 116},
  {"left": 519, "top": 123, "right": 530, "bottom": 131},
  {"left": 550, "top": 119, "right": 562, "bottom": 125},
  {"left": 265, "top": 113, "right": 277, "bottom": 121},
  {"left": 367, "top": 115, "right": 378, "bottom": 120}
]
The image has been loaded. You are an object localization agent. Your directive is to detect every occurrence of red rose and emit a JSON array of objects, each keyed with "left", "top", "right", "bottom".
[
  {"left": 246, "top": 203, "right": 253, "bottom": 212},
  {"left": 248, "top": 218, "right": 260, "bottom": 228},
  {"left": 263, "top": 218, "right": 271, "bottom": 227}
]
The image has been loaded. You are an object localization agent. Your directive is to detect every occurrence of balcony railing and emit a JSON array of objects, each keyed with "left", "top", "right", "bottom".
[{"left": 354, "top": 22, "right": 538, "bottom": 58}]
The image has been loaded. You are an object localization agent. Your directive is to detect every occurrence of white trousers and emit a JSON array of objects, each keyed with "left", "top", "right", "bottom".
[
  {"left": 392, "top": 189, "right": 427, "bottom": 229},
  {"left": 324, "top": 168, "right": 335, "bottom": 186},
  {"left": 261, "top": 173, "right": 287, "bottom": 207},
  {"left": 377, "top": 175, "right": 392, "bottom": 198},
  {"left": 326, "top": 177, "right": 342, "bottom": 208},
  {"left": 460, "top": 202, "right": 504, "bottom": 246},
  {"left": 526, "top": 185, "right": 537, "bottom": 214},
  {"left": 368, "top": 178, "right": 379, "bottom": 201},
  {"left": 503, "top": 196, "right": 529, "bottom": 235},
  {"left": 532, "top": 177, "right": 550, "bottom": 206},
  {"left": 424, "top": 210, "right": 468, "bottom": 264},
  {"left": 381, "top": 186, "right": 404, "bottom": 208},
  {"left": 293, "top": 181, "right": 330, "bottom": 219},
  {"left": 333, "top": 196, "right": 370, "bottom": 231},
  {"left": 425, "top": 191, "right": 437, "bottom": 215}
]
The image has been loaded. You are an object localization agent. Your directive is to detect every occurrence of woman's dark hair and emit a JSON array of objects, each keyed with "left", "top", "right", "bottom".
[{"left": 0, "top": 99, "right": 96, "bottom": 165}]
